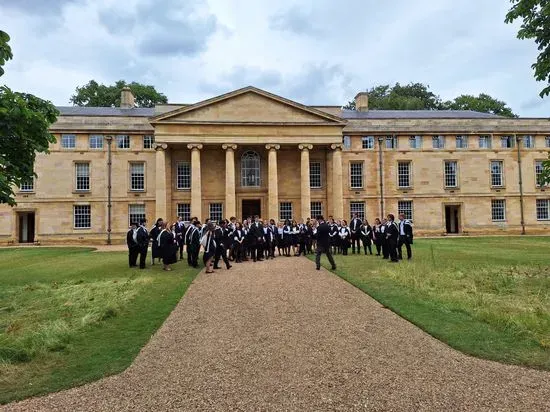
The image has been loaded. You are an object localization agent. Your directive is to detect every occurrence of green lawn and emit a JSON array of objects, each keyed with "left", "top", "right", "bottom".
[
  {"left": 314, "top": 237, "right": 550, "bottom": 370},
  {"left": 0, "top": 247, "right": 201, "bottom": 404}
]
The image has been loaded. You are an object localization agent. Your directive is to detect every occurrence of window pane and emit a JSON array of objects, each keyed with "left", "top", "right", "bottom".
[
  {"left": 343, "top": 136, "right": 351, "bottom": 149},
  {"left": 176, "top": 161, "right": 191, "bottom": 189},
  {"left": 75, "top": 163, "right": 90, "bottom": 191},
  {"left": 523, "top": 135, "right": 534, "bottom": 148},
  {"left": 409, "top": 135, "right": 422, "bottom": 149},
  {"left": 241, "top": 151, "right": 261, "bottom": 187},
  {"left": 491, "top": 199, "right": 506, "bottom": 221},
  {"left": 74, "top": 205, "right": 91, "bottom": 228},
  {"left": 398, "top": 161, "right": 411, "bottom": 188},
  {"left": 433, "top": 135, "right": 445, "bottom": 149},
  {"left": 309, "top": 162, "right": 321, "bottom": 188},
  {"left": 310, "top": 201, "right": 322, "bottom": 218},
  {"left": 501, "top": 135, "right": 515, "bottom": 148},
  {"left": 350, "top": 162, "right": 363, "bottom": 189},
  {"left": 546, "top": 137, "right": 550, "bottom": 148},
  {"left": 279, "top": 202, "right": 293, "bottom": 221},
  {"left": 128, "top": 204, "right": 146, "bottom": 226},
  {"left": 143, "top": 135, "right": 154, "bottom": 149},
  {"left": 62, "top": 134, "right": 76, "bottom": 148},
  {"left": 130, "top": 162, "right": 145, "bottom": 191},
  {"left": 444, "top": 161, "right": 458, "bottom": 187},
  {"left": 177, "top": 203, "right": 191, "bottom": 222},
  {"left": 536, "top": 199, "right": 550, "bottom": 220},
  {"left": 398, "top": 201, "right": 413, "bottom": 220},
  {"left": 116, "top": 135, "right": 130, "bottom": 149},
  {"left": 490, "top": 161, "right": 503, "bottom": 187},
  {"left": 209, "top": 203, "right": 223, "bottom": 222},
  {"left": 20, "top": 177, "right": 34, "bottom": 192},
  {"left": 349, "top": 202, "right": 365, "bottom": 221},
  {"left": 385, "top": 136, "right": 397, "bottom": 149},
  {"left": 456, "top": 135, "right": 468, "bottom": 149},
  {"left": 362, "top": 136, "right": 374, "bottom": 149},
  {"left": 89, "top": 134, "right": 103, "bottom": 149}
]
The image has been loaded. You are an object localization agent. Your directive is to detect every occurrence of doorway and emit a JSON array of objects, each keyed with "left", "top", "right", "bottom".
[
  {"left": 18, "top": 212, "right": 35, "bottom": 243},
  {"left": 242, "top": 199, "right": 261, "bottom": 220},
  {"left": 445, "top": 205, "right": 460, "bottom": 234}
]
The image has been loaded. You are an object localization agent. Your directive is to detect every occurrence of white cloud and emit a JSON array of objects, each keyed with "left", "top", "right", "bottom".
[{"left": 1, "top": 0, "right": 549, "bottom": 116}]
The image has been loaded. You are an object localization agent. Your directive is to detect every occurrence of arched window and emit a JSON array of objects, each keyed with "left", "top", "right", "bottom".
[{"left": 241, "top": 151, "right": 260, "bottom": 187}]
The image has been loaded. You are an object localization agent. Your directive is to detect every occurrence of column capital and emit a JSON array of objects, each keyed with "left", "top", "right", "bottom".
[
  {"left": 330, "top": 143, "right": 344, "bottom": 151},
  {"left": 265, "top": 144, "right": 281, "bottom": 151},
  {"left": 222, "top": 143, "right": 238, "bottom": 151},
  {"left": 187, "top": 143, "right": 203, "bottom": 150},
  {"left": 153, "top": 143, "right": 168, "bottom": 151},
  {"left": 298, "top": 144, "right": 313, "bottom": 151}
]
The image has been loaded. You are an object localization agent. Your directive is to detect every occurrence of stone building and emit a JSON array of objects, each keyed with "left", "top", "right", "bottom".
[{"left": 1, "top": 86, "right": 550, "bottom": 244}]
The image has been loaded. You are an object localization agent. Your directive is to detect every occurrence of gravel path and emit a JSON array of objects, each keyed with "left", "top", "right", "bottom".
[{"left": 4, "top": 257, "right": 550, "bottom": 411}]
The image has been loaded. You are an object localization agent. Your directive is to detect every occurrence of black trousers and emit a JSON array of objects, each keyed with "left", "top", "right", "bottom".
[
  {"left": 128, "top": 246, "right": 138, "bottom": 267},
  {"left": 178, "top": 239, "right": 184, "bottom": 259},
  {"left": 187, "top": 244, "right": 199, "bottom": 267},
  {"left": 398, "top": 235, "right": 412, "bottom": 259},
  {"left": 388, "top": 238, "right": 399, "bottom": 262},
  {"left": 137, "top": 245, "right": 148, "bottom": 269},
  {"left": 233, "top": 243, "right": 243, "bottom": 262},
  {"left": 382, "top": 239, "right": 389, "bottom": 259},
  {"left": 252, "top": 242, "right": 264, "bottom": 261},
  {"left": 214, "top": 244, "right": 230, "bottom": 268},
  {"left": 361, "top": 237, "right": 372, "bottom": 254},
  {"left": 315, "top": 245, "right": 336, "bottom": 269},
  {"left": 351, "top": 233, "right": 361, "bottom": 253}
]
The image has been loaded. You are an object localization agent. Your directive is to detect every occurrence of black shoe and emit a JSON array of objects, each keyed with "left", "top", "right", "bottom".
[
  {"left": 227, "top": 265, "right": 232, "bottom": 269},
  {"left": 331, "top": 266, "right": 336, "bottom": 270},
  {"left": 213, "top": 266, "right": 221, "bottom": 269},
  {"left": 316, "top": 267, "right": 320, "bottom": 270}
]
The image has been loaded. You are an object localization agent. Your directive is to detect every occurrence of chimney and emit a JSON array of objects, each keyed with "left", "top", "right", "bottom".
[
  {"left": 120, "top": 86, "right": 135, "bottom": 109},
  {"left": 354, "top": 92, "right": 369, "bottom": 112}
]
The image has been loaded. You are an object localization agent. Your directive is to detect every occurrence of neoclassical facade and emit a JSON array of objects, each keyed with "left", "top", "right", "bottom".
[{"left": 1, "top": 86, "right": 550, "bottom": 244}]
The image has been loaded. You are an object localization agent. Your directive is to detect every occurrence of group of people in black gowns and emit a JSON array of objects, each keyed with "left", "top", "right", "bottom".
[{"left": 126, "top": 212, "right": 413, "bottom": 271}]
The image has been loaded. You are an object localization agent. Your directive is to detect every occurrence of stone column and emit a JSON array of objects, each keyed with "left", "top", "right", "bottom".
[
  {"left": 222, "top": 144, "right": 237, "bottom": 218},
  {"left": 154, "top": 143, "right": 168, "bottom": 220},
  {"left": 187, "top": 143, "right": 203, "bottom": 221},
  {"left": 331, "top": 143, "right": 344, "bottom": 219},
  {"left": 298, "top": 144, "right": 313, "bottom": 219},
  {"left": 265, "top": 144, "right": 280, "bottom": 220}
]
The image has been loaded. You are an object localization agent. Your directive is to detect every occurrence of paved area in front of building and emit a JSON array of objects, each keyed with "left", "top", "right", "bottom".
[{"left": 4, "top": 257, "right": 550, "bottom": 411}]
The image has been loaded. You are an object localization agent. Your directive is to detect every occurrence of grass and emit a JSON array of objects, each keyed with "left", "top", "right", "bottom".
[
  {"left": 313, "top": 236, "right": 550, "bottom": 370},
  {"left": 0, "top": 247, "right": 201, "bottom": 404}
]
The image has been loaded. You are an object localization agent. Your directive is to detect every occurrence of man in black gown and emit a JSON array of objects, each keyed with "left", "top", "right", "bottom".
[{"left": 315, "top": 215, "right": 336, "bottom": 271}]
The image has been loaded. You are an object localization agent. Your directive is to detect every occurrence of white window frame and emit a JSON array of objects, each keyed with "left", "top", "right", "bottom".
[
  {"left": 61, "top": 134, "right": 76, "bottom": 149},
  {"left": 398, "top": 200, "right": 413, "bottom": 221},
  {"left": 279, "top": 202, "right": 293, "bottom": 221},
  {"left": 362, "top": 136, "right": 375, "bottom": 149},
  {"left": 456, "top": 135, "right": 468, "bottom": 149},
  {"left": 350, "top": 162, "right": 364, "bottom": 189},
  {"left": 536, "top": 199, "right": 550, "bottom": 221},
  {"left": 176, "top": 161, "right": 191, "bottom": 190},
  {"left": 116, "top": 135, "right": 130, "bottom": 149},
  {"left": 309, "top": 161, "right": 321, "bottom": 188},
  {"left": 89, "top": 134, "right": 104, "bottom": 149},
  {"left": 523, "top": 135, "right": 534, "bottom": 148},
  {"left": 20, "top": 177, "right": 34, "bottom": 192},
  {"left": 241, "top": 151, "right": 261, "bottom": 187},
  {"left": 397, "top": 161, "right": 411, "bottom": 188},
  {"left": 177, "top": 203, "right": 191, "bottom": 222},
  {"left": 500, "top": 135, "right": 515, "bottom": 149},
  {"left": 310, "top": 201, "right": 322, "bottom": 219},
  {"left": 444, "top": 160, "right": 458, "bottom": 188},
  {"left": 479, "top": 135, "right": 492, "bottom": 149},
  {"left": 73, "top": 204, "right": 91, "bottom": 229},
  {"left": 209, "top": 203, "right": 223, "bottom": 222},
  {"left": 491, "top": 199, "right": 506, "bottom": 222},
  {"left": 349, "top": 201, "right": 365, "bottom": 221},
  {"left": 535, "top": 160, "right": 548, "bottom": 187},
  {"left": 545, "top": 136, "right": 550, "bottom": 148},
  {"left": 128, "top": 204, "right": 146, "bottom": 226},
  {"left": 343, "top": 135, "right": 351, "bottom": 150},
  {"left": 143, "top": 135, "right": 154, "bottom": 149},
  {"left": 409, "top": 135, "right": 422, "bottom": 149},
  {"left": 129, "top": 162, "right": 145, "bottom": 192},
  {"left": 433, "top": 135, "right": 445, "bottom": 149},
  {"left": 490, "top": 160, "right": 504, "bottom": 188},
  {"left": 75, "top": 162, "right": 90, "bottom": 191},
  {"left": 385, "top": 136, "right": 398, "bottom": 149}
]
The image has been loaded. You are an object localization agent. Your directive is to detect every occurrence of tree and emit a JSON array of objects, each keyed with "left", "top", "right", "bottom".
[
  {"left": 343, "top": 83, "right": 444, "bottom": 110},
  {"left": 444, "top": 94, "right": 517, "bottom": 118},
  {"left": 70, "top": 80, "right": 168, "bottom": 108},
  {"left": 505, "top": 1, "right": 550, "bottom": 98},
  {"left": 0, "top": 31, "right": 58, "bottom": 206}
]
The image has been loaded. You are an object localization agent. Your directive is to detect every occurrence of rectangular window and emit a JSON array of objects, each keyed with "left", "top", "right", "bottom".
[
  {"left": 433, "top": 135, "right": 445, "bottom": 149},
  {"left": 176, "top": 161, "right": 191, "bottom": 190},
  {"left": 209, "top": 203, "right": 223, "bottom": 222},
  {"left": 75, "top": 162, "right": 90, "bottom": 191},
  {"left": 398, "top": 200, "right": 413, "bottom": 220},
  {"left": 397, "top": 161, "right": 411, "bottom": 188},
  {"left": 89, "top": 134, "right": 103, "bottom": 149},
  {"left": 501, "top": 135, "right": 515, "bottom": 148},
  {"left": 130, "top": 162, "right": 145, "bottom": 191},
  {"left": 536, "top": 199, "right": 550, "bottom": 220},
  {"left": 444, "top": 161, "right": 458, "bottom": 188},
  {"left": 177, "top": 203, "right": 191, "bottom": 222},
  {"left": 343, "top": 135, "right": 351, "bottom": 150},
  {"left": 350, "top": 162, "right": 363, "bottom": 189},
  {"left": 310, "top": 201, "right": 322, "bottom": 218},
  {"left": 546, "top": 136, "right": 550, "bottom": 148},
  {"left": 20, "top": 177, "right": 34, "bottom": 192},
  {"left": 456, "top": 135, "right": 468, "bottom": 149},
  {"left": 128, "top": 204, "right": 146, "bottom": 226},
  {"left": 479, "top": 135, "right": 492, "bottom": 149},
  {"left": 385, "top": 136, "right": 398, "bottom": 149},
  {"left": 491, "top": 199, "right": 506, "bottom": 222},
  {"left": 349, "top": 201, "right": 365, "bottom": 221},
  {"left": 309, "top": 161, "right": 321, "bottom": 188},
  {"left": 523, "top": 135, "right": 534, "bottom": 148},
  {"left": 143, "top": 135, "right": 154, "bottom": 149},
  {"left": 61, "top": 134, "right": 76, "bottom": 149},
  {"left": 535, "top": 160, "right": 547, "bottom": 187},
  {"left": 490, "top": 160, "right": 504, "bottom": 187},
  {"left": 279, "top": 202, "right": 293, "bottom": 221},
  {"left": 74, "top": 205, "right": 91, "bottom": 229},
  {"left": 362, "top": 136, "right": 375, "bottom": 149},
  {"left": 116, "top": 135, "right": 130, "bottom": 149},
  {"left": 409, "top": 135, "right": 422, "bottom": 149}
]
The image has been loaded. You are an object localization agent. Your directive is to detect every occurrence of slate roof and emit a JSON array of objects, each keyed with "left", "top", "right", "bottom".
[
  {"left": 56, "top": 106, "right": 155, "bottom": 117},
  {"left": 340, "top": 109, "right": 502, "bottom": 119}
]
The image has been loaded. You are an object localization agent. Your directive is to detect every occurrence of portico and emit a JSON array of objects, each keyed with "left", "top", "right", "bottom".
[{"left": 150, "top": 86, "right": 346, "bottom": 222}]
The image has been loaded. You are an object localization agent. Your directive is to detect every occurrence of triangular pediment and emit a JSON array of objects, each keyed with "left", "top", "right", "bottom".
[{"left": 151, "top": 86, "right": 345, "bottom": 124}]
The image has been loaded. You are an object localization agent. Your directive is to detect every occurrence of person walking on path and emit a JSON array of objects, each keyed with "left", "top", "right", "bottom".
[{"left": 314, "top": 215, "right": 336, "bottom": 271}]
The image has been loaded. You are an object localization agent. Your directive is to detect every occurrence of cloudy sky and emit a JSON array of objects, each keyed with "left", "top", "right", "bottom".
[{"left": 1, "top": 0, "right": 548, "bottom": 116}]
